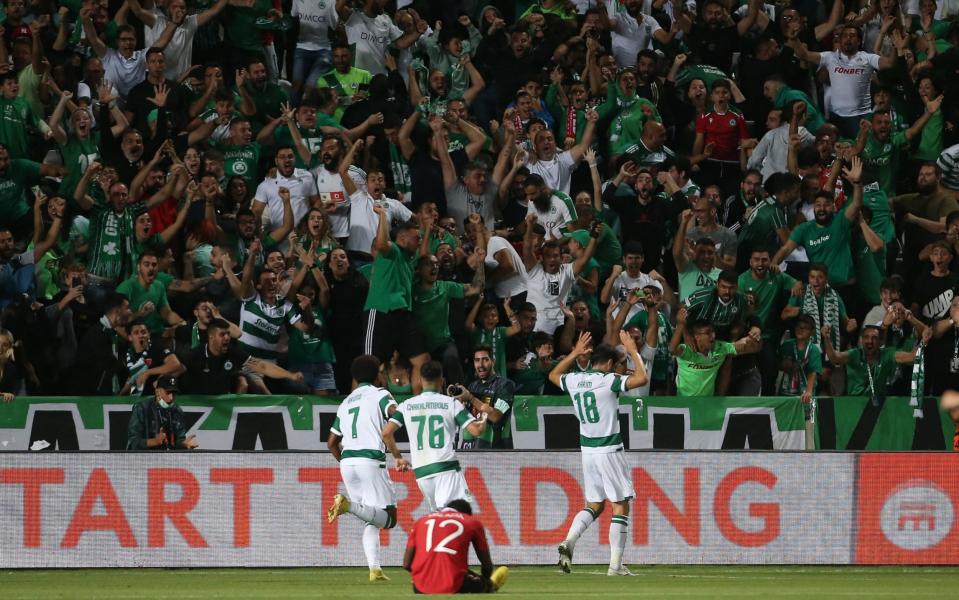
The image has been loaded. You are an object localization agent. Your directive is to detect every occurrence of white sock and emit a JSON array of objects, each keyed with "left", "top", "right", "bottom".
[
  {"left": 609, "top": 515, "right": 628, "bottom": 570},
  {"left": 349, "top": 501, "right": 390, "bottom": 528},
  {"left": 565, "top": 507, "right": 598, "bottom": 552},
  {"left": 362, "top": 524, "right": 381, "bottom": 570}
]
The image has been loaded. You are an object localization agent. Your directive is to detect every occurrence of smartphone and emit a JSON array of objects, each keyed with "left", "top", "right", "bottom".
[{"left": 633, "top": 289, "right": 646, "bottom": 299}]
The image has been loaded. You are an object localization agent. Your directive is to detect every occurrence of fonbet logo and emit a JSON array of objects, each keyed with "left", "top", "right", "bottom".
[{"left": 879, "top": 482, "right": 955, "bottom": 550}]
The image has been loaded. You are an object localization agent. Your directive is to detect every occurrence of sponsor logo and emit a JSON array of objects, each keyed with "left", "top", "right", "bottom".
[{"left": 880, "top": 483, "right": 954, "bottom": 550}]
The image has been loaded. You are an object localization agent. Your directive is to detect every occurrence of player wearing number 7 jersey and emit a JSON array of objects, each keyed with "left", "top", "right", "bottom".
[
  {"left": 404, "top": 499, "right": 509, "bottom": 594},
  {"left": 383, "top": 361, "right": 487, "bottom": 511},
  {"left": 548, "top": 331, "right": 648, "bottom": 576},
  {"left": 327, "top": 355, "right": 410, "bottom": 582}
]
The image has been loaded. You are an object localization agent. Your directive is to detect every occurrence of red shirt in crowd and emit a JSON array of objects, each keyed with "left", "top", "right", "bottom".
[
  {"left": 407, "top": 508, "right": 489, "bottom": 594},
  {"left": 696, "top": 109, "right": 749, "bottom": 162}
]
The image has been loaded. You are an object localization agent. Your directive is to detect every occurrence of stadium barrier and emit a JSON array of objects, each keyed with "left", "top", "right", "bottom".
[
  {"left": 1, "top": 451, "right": 956, "bottom": 567},
  {"left": 0, "top": 395, "right": 952, "bottom": 451}
]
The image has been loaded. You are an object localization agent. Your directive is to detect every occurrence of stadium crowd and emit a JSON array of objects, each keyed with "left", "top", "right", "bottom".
[{"left": 2, "top": 0, "right": 959, "bottom": 440}]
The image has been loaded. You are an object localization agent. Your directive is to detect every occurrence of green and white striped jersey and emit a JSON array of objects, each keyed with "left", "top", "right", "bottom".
[
  {"left": 331, "top": 384, "right": 396, "bottom": 464},
  {"left": 390, "top": 392, "right": 475, "bottom": 480},
  {"left": 560, "top": 371, "right": 626, "bottom": 454},
  {"left": 238, "top": 293, "right": 301, "bottom": 359}
]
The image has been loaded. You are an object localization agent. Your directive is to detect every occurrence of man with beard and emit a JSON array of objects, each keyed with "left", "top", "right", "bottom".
[
  {"left": 326, "top": 247, "right": 370, "bottom": 391},
  {"left": 413, "top": 254, "right": 484, "bottom": 384},
  {"left": 605, "top": 164, "right": 680, "bottom": 272},
  {"left": 117, "top": 250, "right": 187, "bottom": 336},
  {"left": 339, "top": 139, "right": 412, "bottom": 261},
  {"left": 521, "top": 173, "right": 576, "bottom": 240},
  {"left": 175, "top": 298, "right": 240, "bottom": 351},
  {"left": 599, "top": 0, "right": 677, "bottom": 68},
  {"left": 210, "top": 117, "right": 260, "bottom": 187},
  {"left": 892, "top": 164, "right": 959, "bottom": 283},
  {"left": 789, "top": 24, "right": 899, "bottom": 138},
  {"left": 124, "top": 49, "right": 190, "bottom": 135},
  {"left": 822, "top": 324, "right": 925, "bottom": 397},
  {"left": 459, "top": 346, "right": 517, "bottom": 450},
  {"left": 237, "top": 57, "right": 289, "bottom": 134},
  {"left": 855, "top": 101, "right": 941, "bottom": 196},
  {"left": 253, "top": 146, "right": 318, "bottom": 235},
  {"left": 74, "top": 294, "right": 133, "bottom": 395},
  {"left": 313, "top": 136, "right": 366, "bottom": 242},
  {"left": 722, "top": 168, "right": 763, "bottom": 235},
  {"left": 122, "top": 319, "right": 184, "bottom": 396},
  {"left": 677, "top": 0, "right": 762, "bottom": 75},
  {"left": 342, "top": 0, "right": 422, "bottom": 77},
  {"left": 317, "top": 43, "right": 371, "bottom": 122},
  {"left": 522, "top": 214, "right": 599, "bottom": 335},
  {"left": 527, "top": 109, "right": 598, "bottom": 197},
  {"left": 773, "top": 159, "right": 865, "bottom": 303},
  {"left": 261, "top": 101, "right": 344, "bottom": 170}
]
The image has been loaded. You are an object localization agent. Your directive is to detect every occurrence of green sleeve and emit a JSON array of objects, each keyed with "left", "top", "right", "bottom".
[
  {"left": 610, "top": 374, "right": 624, "bottom": 393},
  {"left": 787, "top": 295, "right": 801, "bottom": 307},
  {"left": 454, "top": 407, "right": 472, "bottom": 427},
  {"left": 914, "top": 110, "right": 943, "bottom": 160},
  {"left": 779, "top": 272, "right": 798, "bottom": 293},
  {"left": 330, "top": 416, "right": 342, "bottom": 437},
  {"left": 837, "top": 294, "right": 847, "bottom": 321},
  {"left": 378, "top": 395, "right": 394, "bottom": 419},
  {"left": 788, "top": 223, "right": 805, "bottom": 245},
  {"left": 677, "top": 344, "right": 694, "bottom": 361},
  {"left": 12, "top": 159, "right": 40, "bottom": 181},
  {"left": 389, "top": 410, "right": 405, "bottom": 428},
  {"left": 545, "top": 83, "right": 565, "bottom": 125},
  {"left": 157, "top": 288, "right": 170, "bottom": 310},
  {"left": 719, "top": 341, "right": 738, "bottom": 357},
  {"left": 115, "top": 278, "right": 132, "bottom": 297},
  {"left": 639, "top": 97, "right": 662, "bottom": 123},
  {"left": 808, "top": 345, "right": 823, "bottom": 374},
  {"left": 595, "top": 83, "right": 619, "bottom": 121},
  {"left": 446, "top": 281, "right": 466, "bottom": 300}
]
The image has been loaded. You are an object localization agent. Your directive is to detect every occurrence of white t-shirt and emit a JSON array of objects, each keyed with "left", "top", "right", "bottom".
[
  {"left": 485, "top": 236, "right": 528, "bottom": 299},
  {"left": 345, "top": 12, "right": 404, "bottom": 76},
  {"left": 253, "top": 168, "right": 319, "bottom": 232},
  {"left": 446, "top": 181, "right": 496, "bottom": 235},
  {"left": 292, "top": 0, "right": 338, "bottom": 50},
  {"left": 312, "top": 164, "right": 366, "bottom": 238},
  {"left": 145, "top": 14, "right": 199, "bottom": 81},
  {"left": 102, "top": 49, "right": 147, "bottom": 98},
  {"left": 819, "top": 51, "right": 881, "bottom": 117},
  {"left": 527, "top": 150, "right": 578, "bottom": 195},
  {"left": 345, "top": 192, "right": 412, "bottom": 254},
  {"left": 527, "top": 262, "right": 576, "bottom": 334},
  {"left": 526, "top": 192, "right": 576, "bottom": 240},
  {"left": 622, "top": 343, "right": 657, "bottom": 397},
  {"left": 606, "top": 0, "right": 661, "bottom": 68},
  {"left": 609, "top": 271, "right": 654, "bottom": 321}
]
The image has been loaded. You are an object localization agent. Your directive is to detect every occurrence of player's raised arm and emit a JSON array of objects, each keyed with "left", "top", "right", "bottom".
[{"left": 548, "top": 331, "right": 592, "bottom": 388}]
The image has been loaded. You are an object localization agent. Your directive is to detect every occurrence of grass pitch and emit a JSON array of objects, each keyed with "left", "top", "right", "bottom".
[{"left": 2, "top": 565, "right": 958, "bottom": 599}]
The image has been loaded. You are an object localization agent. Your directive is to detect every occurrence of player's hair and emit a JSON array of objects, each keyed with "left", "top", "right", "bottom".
[
  {"left": 530, "top": 332, "right": 553, "bottom": 350},
  {"left": 446, "top": 499, "right": 473, "bottom": 515},
  {"left": 690, "top": 319, "right": 714, "bottom": 333},
  {"left": 351, "top": 355, "right": 382, "bottom": 384},
  {"left": 421, "top": 361, "right": 444, "bottom": 383},
  {"left": 473, "top": 345, "right": 494, "bottom": 361},
  {"left": 623, "top": 241, "right": 645, "bottom": 257},
  {"left": 127, "top": 318, "right": 149, "bottom": 332},
  {"left": 718, "top": 269, "right": 738, "bottom": 285},
  {"left": 138, "top": 249, "right": 160, "bottom": 263},
  {"left": 519, "top": 302, "right": 537, "bottom": 314},
  {"left": 395, "top": 221, "right": 420, "bottom": 237},
  {"left": 711, "top": 79, "right": 731, "bottom": 93},
  {"left": 750, "top": 246, "right": 772, "bottom": 257},
  {"left": 695, "top": 237, "right": 715, "bottom": 248},
  {"left": 592, "top": 344, "right": 619, "bottom": 368},
  {"left": 808, "top": 263, "right": 829, "bottom": 277},
  {"left": 208, "top": 318, "right": 231, "bottom": 333},
  {"left": 795, "top": 314, "right": 816, "bottom": 332},
  {"left": 764, "top": 172, "right": 801, "bottom": 196}
]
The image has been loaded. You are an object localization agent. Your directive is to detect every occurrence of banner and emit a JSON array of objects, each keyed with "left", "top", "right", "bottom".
[
  {"left": 0, "top": 452, "right": 858, "bottom": 568},
  {"left": 0, "top": 395, "right": 806, "bottom": 451},
  {"left": 814, "top": 397, "right": 954, "bottom": 450}
]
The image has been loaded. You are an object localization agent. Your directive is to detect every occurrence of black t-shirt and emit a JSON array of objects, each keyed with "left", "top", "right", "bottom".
[
  {"left": 124, "top": 343, "right": 173, "bottom": 396},
  {"left": 688, "top": 24, "right": 741, "bottom": 74},
  {"left": 124, "top": 78, "right": 189, "bottom": 134},
  {"left": 408, "top": 148, "right": 467, "bottom": 215},
  {"left": 912, "top": 271, "right": 959, "bottom": 323},
  {"left": 180, "top": 344, "right": 250, "bottom": 395}
]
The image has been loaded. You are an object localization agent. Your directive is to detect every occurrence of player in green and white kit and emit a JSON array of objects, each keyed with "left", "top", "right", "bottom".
[
  {"left": 549, "top": 331, "right": 648, "bottom": 577},
  {"left": 327, "top": 355, "right": 409, "bottom": 582},
  {"left": 382, "top": 361, "right": 486, "bottom": 511}
]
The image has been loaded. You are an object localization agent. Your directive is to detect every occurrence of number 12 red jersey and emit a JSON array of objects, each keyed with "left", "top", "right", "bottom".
[{"left": 407, "top": 508, "right": 489, "bottom": 594}]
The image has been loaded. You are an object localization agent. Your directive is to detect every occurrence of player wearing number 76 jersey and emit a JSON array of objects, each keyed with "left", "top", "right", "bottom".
[
  {"left": 382, "top": 361, "right": 487, "bottom": 511},
  {"left": 404, "top": 499, "right": 509, "bottom": 594},
  {"left": 327, "top": 355, "right": 410, "bottom": 582},
  {"left": 548, "top": 331, "right": 648, "bottom": 576}
]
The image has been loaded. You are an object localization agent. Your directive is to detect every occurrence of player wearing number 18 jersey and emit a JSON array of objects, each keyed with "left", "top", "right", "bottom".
[
  {"left": 327, "top": 355, "right": 409, "bottom": 582},
  {"left": 382, "top": 361, "right": 487, "bottom": 511},
  {"left": 548, "top": 331, "right": 648, "bottom": 576},
  {"left": 404, "top": 499, "right": 508, "bottom": 594}
]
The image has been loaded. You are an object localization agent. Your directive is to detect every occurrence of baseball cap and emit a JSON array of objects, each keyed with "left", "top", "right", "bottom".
[
  {"left": 562, "top": 230, "right": 591, "bottom": 247},
  {"left": 155, "top": 375, "right": 180, "bottom": 392}
]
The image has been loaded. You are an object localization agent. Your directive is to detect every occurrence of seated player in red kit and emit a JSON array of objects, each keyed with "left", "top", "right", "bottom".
[{"left": 404, "top": 499, "right": 509, "bottom": 594}]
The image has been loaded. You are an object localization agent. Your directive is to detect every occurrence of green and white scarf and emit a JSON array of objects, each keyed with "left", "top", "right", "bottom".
[
  {"left": 388, "top": 142, "right": 411, "bottom": 197},
  {"left": 910, "top": 341, "right": 926, "bottom": 419},
  {"left": 804, "top": 286, "right": 841, "bottom": 349}
]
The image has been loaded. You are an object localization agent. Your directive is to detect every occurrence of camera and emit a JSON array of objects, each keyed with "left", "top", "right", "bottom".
[{"left": 447, "top": 384, "right": 465, "bottom": 397}]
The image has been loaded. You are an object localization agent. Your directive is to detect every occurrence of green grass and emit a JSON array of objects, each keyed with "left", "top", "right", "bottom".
[{"left": 2, "top": 566, "right": 958, "bottom": 599}]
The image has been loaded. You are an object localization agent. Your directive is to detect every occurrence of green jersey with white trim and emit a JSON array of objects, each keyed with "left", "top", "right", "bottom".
[
  {"left": 560, "top": 371, "right": 627, "bottom": 454},
  {"left": 390, "top": 391, "right": 475, "bottom": 480},
  {"left": 237, "top": 292, "right": 301, "bottom": 359},
  {"left": 331, "top": 383, "right": 396, "bottom": 464}
]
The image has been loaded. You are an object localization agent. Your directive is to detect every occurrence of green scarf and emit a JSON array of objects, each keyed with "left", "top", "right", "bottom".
[
  {"left": 804, "top": 286, "right": 841, "bottom": 349},
  {"left": 388, "top": 142, "right": 411, "bottom": 196}
]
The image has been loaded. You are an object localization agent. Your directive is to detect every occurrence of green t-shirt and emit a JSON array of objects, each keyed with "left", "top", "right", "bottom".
[
  {"left": 861, "top": 183, "right": 895, "bottom": 243},
  {"left": 855, "top": 237, "right": 886, "bottom": 306},
  {"left": 0, "top": 160, "right": 40, "bottom": 222},
  {"left": 624, "top": 309, "right": 672, "bottom": 382},
  {"left": 738, "top": 197, "right": 787, "bottom": 249},
  {"left": 773, "top": 86, "right": 826, "bottom": 135},
  {"left": 778, "top": 338, "right": 823, "bottom": 395},
  {"left": 0, "top": 96, "right": 41, "bottom": 159},
  {"left": 737, "top": 270, "right": 796, "bottom": 340},
  {"left": 845, "top": 346, "right": 899, "bottom": 397},
  {"left": 861, "top": 130, "right": 908, "bottom": 196},
  {"left": 116, "top": 275, "right": 170, "bottom": 335},
  {"left": 511, "top": 359, "right": 553, "bottom": 395},
  {"left": 471, "top": 326, "right": 508, "bottom": 378},
  {"left": 413, "top": 280, "right": 465, "bottom": 351},
  {"left": 364, "top": 242, "right": 417, "bottom": 313},
  {"left": 222, "top": 0, "right": 270, "bottom": 52},
  {"left": 59, "top": 133, "right": 100, "bottom": 201},
  {"left": 316, "top": 67, "right": 372, "bottom": 122},
  {"left": 677, "top": 264, "right": 720, "bottom": 302},
  {"left": 675, "top": 341, "right": 737, "bottom": 397},
  {"left": 788, "top": 216, "right": 855, "bottom": 286},
  {"left": 288, "top": 308, "right": 335, "bottom": 364},
  {"left": 211, "top": 141, "right": 260, "bottom": 186},
  {"left": 243, "top": 82, "right": 289, "bottom": 133},
  {"left": 675, "top": 64, "right": 730, "bottom": 91}
]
